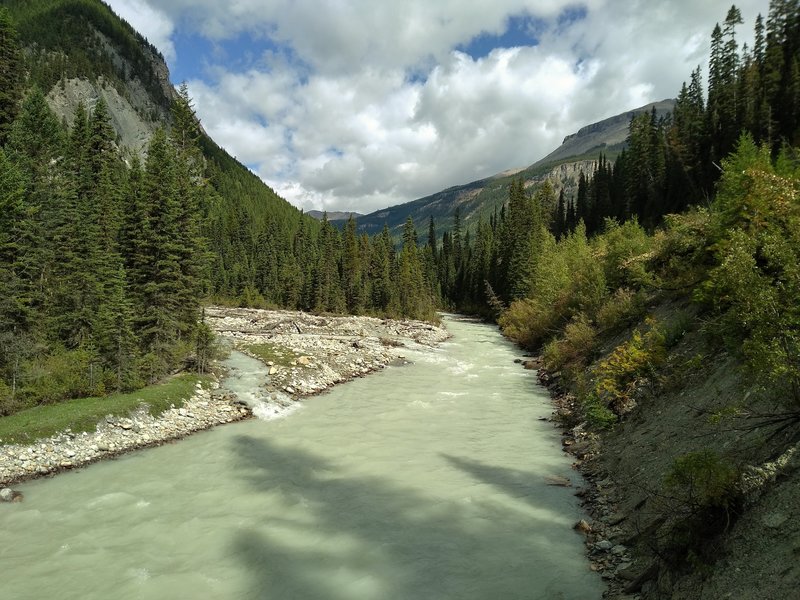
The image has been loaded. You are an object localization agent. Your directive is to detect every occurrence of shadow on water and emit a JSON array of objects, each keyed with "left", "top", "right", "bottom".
[
  {"left": 441, "top": 453, "right": 574, "bottom": 509},
  {"left": 229, "top": 434, "right": 598, "bottom": 600}
]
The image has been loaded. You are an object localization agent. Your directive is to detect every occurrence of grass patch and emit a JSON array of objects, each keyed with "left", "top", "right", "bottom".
[
  {"left": 246, "top": 343, "right": 299, "bottom": 366},
  {"left": 0, "top": 373, "right": 212, "bottom": 446}
]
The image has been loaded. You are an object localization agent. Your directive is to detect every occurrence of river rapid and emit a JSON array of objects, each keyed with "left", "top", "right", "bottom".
[{"left": 0, "top": 315, "right": 603, "bottom": 600}]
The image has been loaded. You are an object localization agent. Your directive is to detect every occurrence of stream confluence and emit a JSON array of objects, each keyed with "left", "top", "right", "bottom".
[{"left": 0, "top": 315, "right": 603, "bottom": 599}]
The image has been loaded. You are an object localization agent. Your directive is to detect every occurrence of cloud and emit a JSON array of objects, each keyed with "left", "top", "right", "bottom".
[
  {"left": 105, "top": 0, "right": 770, "bottom": 214},
  {"left": 106, "top": 0, "right": 176, "bottom": 62}
]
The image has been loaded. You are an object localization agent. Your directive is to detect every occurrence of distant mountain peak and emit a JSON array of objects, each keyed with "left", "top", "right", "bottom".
[{"left": 348, "top": 99, "right": 676, "bottom": 240}]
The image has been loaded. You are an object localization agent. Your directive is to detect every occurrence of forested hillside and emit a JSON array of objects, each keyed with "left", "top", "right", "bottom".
[
  {"left": 0, "top": 0, "right": 446, "bottom": 418},
  {"left": 420, "top": 3, "right": 798, "bottom": 595},
  {"left": 430, "top": 1, "right": 800, "bottom": 313},
  {"left": 350, "top": 100, "right": 674, "bottom": 243}
]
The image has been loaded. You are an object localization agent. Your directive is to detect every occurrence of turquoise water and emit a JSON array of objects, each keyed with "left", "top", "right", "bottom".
[{"left": 0, "top": 316, "right": 602, "bottom": 599}]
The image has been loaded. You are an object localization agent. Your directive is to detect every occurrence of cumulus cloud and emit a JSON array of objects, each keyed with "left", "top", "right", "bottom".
[
  {"left": 106, "top": 0, "right": 176, "bottom": 62},
  {"left": 104, "top": 0, "right": 769, "bottom": 213}
]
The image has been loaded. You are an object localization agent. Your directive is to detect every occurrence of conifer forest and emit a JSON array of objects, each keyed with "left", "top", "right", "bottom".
[{"left": 1, "top": 0, "right": 800, "bottom": 432}]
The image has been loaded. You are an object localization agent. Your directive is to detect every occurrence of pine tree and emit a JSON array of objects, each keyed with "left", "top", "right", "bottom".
[
  {"left": 0, "top": 148, "right": 32, "bottom": 407},
  {"left": 427, "top": 215, "right": 437, "bottom": 257},
  {"left": 370, "top": 224, "right": 395, "bottom": 312},
  {"left": 342, "top": 215, "right": 363, "bottom": 313},
  {"left": 313, "top": 215, "right": 344, "bottom": 313},
  {"left": 137, "top": 128, "right": 185, "bottom": 379},
  {"left": 0, "top": 8, "right": 23, "bottom": 144}
]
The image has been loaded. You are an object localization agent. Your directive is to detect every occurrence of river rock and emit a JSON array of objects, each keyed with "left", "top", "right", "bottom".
[
  {"left": 0, "top": 488, "right": 23, "bottom": 503},
  {"left": 595, "top": 540, "right": 614, "bottom": 551},
  {"left": 574, "top": 519, "right": 593, "bottom": 534}
]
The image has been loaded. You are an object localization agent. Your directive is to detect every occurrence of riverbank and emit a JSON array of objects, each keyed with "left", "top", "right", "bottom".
[
  {"left": 0, "top": 307, "right": 448, "bottom": 488},
  {"left": 533, "top": 360, "right": 639, "bottom": 599},
  {"left": 206, "top": 306, "right": 449, "bottom": 398},
  {"left": 528, "top": 299, "right": 800, "bottom": 600}
]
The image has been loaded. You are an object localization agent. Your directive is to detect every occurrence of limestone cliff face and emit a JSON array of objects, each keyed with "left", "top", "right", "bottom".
[
  {"left": 532, "top": 99, "right": 676, "bottom": 169},
  {"left": 44, "top": 28, "right": 176, "bottom": 156},
  {"left": 528, "top": 159, "right": 597, "bottom": 198},
  {"left": 47, "top": 77, "right": 155, "bottom": 155}
]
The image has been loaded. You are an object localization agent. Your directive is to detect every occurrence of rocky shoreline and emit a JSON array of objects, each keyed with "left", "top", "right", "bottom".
[
  {"left": 532, "top": 358, "right": 640, "bottom": 600},
  {"left": 207, "top": 306, "right": 449, "bottom": 399},
  {"left": 0, "top": 381, "right": 251, "bottom": 488},
  {"left": 0, "top": 307, "right": 449, "bottom": 490}
]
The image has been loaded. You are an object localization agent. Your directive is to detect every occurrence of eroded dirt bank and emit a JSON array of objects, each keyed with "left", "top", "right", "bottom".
[
  {"left": 531, "top": 304, "right": 800, "bottom": 600},
  {"left": 0, "top": 308, "right": 448, "bottom": 488}
]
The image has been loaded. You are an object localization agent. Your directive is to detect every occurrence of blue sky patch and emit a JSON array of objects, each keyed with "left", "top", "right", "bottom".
[
  {"left": 557, "top": 4, "right": 589, "bottom": 30},
  {"left": 458, "top": 14, "right": 544, "bottom": 59},
  {"left": 171, "top": 28, "right": 299, "bottom": 83}
]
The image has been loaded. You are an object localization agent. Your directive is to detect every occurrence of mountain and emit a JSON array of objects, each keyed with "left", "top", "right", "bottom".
[
  {"left": 4, "top": 0, "right": 318, "bottom": 299},
  {"left": 351, "top": 99, "right": 675, "bottom": 239},
  {"left": 529, "top": 98, "right": 675, "bottom": 169},
  {"left": 307, "top": 210, "right": 363, "bottom": 221}
]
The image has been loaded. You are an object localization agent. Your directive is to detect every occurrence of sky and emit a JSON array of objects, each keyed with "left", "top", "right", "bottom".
[{"left": 105, "top": 0, "right": 769, "bottom": 214}]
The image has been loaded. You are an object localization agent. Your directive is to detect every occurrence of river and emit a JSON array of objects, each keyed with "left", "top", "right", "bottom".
[{"left": 0, "top": 316, "right": 603, "bottom": 599}]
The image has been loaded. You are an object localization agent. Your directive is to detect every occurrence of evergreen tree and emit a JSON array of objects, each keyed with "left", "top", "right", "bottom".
[
  {"left": 313, "top": 215, "right": 344, "bottom": 313},
  {"left": 0, "top": 8, "right": 22, "bottom": 144},
  {"left": 342, "top": 215, "right": 363, "bottom": 313},
  {"left": 0, "top": 148, "right": 32, "bottom": 407},
  {"left": 370, "top": 224, "right": 395, "bottom": 312},
  {"left": 427, "top": 215, "right": 437, "bottom": 257}
]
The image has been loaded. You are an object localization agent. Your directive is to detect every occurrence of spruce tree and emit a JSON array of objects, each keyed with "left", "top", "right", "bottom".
[{"left": 0, "top": 8, "right": 22, "bottom": 144}]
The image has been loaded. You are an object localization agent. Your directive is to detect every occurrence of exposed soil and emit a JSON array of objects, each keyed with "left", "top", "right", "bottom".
[{"left": 532, "top": 300, "right": 800, "bottom": 600}]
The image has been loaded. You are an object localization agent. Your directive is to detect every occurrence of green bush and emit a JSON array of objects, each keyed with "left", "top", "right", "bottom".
[
  {"left": 500, "top": 223, "right": 608, "bottom": 348},
  {"left": 239, "top": 285, "right": 270, "bottom": 309},
  {"left": 665, "top": 450, "right": 738, "bottom": 509},
  {"left": 498, "top": 297, "right": 556, "bottom": 348},
  {"left": 596, "top": 287, "right": 647, "bottom": 333},
  {"left": 648, "top": 208, "right": 713, "bottom": 289},
  {"left": 663, "top": 310, "right": 694, "bottom": 348},
  {"left": 589, "top": 319, "right": 666, "bottom": 419},
  {"left": 600, "top": 218, "right": 654, "bottom": 289},
  {"left": 20, "top": 348, "right": 106, "bottom": 406},
  {"left": 660, "top": 449, "right": 741, "bottom": 568},
  {"left": 581, "top": 393, "right": 618, "bottom": 429},
  {"left": 696, "top": 137, "right": 800, "bottom": 407},
  {"left": 542, "top": 316, "right": 597, "bottom": 372}
]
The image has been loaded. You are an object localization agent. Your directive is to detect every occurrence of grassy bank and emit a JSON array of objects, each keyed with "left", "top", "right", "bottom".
[{"left": 0, "top": 373, "right": 213, "bottom": 445}]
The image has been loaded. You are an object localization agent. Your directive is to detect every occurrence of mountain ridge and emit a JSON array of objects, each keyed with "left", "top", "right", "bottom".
[{"left": 349, "top": 98, "right": 675, "bottom": 239}]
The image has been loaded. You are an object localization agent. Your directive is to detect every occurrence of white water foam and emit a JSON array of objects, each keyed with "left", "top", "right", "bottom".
[{"left": 251, "top": 398, "right": 302, "bottom": 421}]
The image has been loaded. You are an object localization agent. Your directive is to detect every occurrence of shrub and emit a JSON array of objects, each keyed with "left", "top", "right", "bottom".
[
  {"left": 665, "top": 450, "right": 739, "bottom": 510},
  {"left": 662, "top": 310, "right": 694, "bottom": 349},
  {"left": 581, "top": 393, "right": 618, "bottom": 429},
  {"left": 542, "top": 316, "right": 597, "bottom": 372},
  {"left": 498, "top": 297, "right": 557, "bottom": 348},
  {"left": 20, "top": 348, "right": 106, "bottom": 406},
  {"left": 696, "top": 139, "right": 800, "bottom": 406},
  {"left": 596, "top": 287, "right": 647, "bottom": 333},
  {"left": 648, "top": 208, "right": 714, "bottom": 289},
  {"left": 588, "top": 319, "right": 666, "bottom": 419},
  {"left": 600, "top": 218, "right": 654, "bottom": 289},
  {"left": 239, "top": 284, "right": 270, "bottom": 309},
  {"left": 661, "top": 450, "right": 741, "bottom": 567}
]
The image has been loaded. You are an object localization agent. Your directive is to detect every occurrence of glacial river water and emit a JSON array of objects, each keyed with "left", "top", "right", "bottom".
[{"left": 0, "top": 316, "right": 603, "bottom": 600}]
